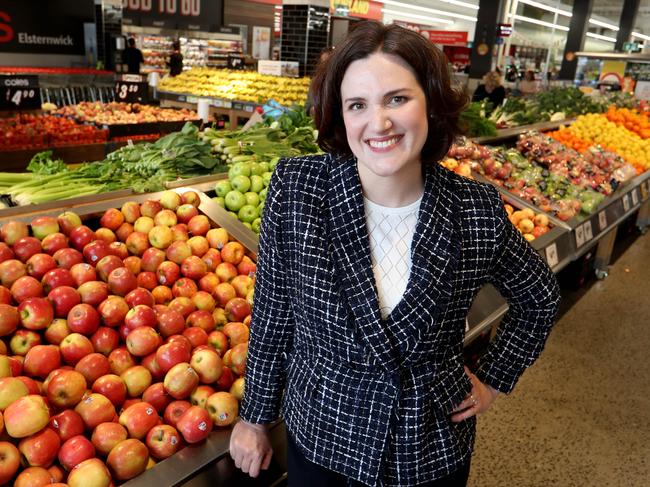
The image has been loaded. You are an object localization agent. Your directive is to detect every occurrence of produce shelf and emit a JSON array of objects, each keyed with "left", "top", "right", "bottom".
[{"left": 472, "top": 119, "right": 575, "bottom": 146}]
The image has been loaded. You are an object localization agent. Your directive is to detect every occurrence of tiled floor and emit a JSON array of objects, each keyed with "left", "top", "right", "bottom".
[{"left": 468, "top": 230, "right": 650, "bottom": 486}]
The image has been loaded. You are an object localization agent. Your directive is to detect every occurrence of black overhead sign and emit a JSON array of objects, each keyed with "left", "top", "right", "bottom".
[
  {"left": 122, "top": 0, "right": 223, "bottom": 32},
  {"left": 0, "top": 1, "right": 94, "bottom": 55}
]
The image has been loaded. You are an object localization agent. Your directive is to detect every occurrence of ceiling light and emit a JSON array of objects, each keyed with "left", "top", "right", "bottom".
[
  {"left": 632, "top": 32, "right": 650, "bottom": 41},
  {"left": 376, "top": 0, "right": 477, "bottom": 22},
  {"left": 382, "top": 8, "right": 455, "bottom": 25},
  {"left": 588, "top": 18, "right": 619, "bottom": 31},
  {"left": 586, "top": 32, "right": 617, "bottom": 43},
  {"left": 518, "top": 0, "right": 572, "bottom": 17},
  {"left": 508, "top": 14, "right": 569, "bottom": 31},
  {"left": 437, "top": 0, "right": 479, "bottom": 10}
]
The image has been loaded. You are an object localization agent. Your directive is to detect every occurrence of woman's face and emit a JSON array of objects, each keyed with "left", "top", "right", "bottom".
[{"left": 340, "top": 52, "right": 428, "bottom": 180}]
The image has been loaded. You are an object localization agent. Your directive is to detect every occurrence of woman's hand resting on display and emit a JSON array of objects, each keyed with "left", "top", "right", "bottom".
[
  {"left": 450, "top": 366, "right": 500, "bottom": 422},
  {"left": 229, "top": 420, "right": 273, "bottom": 478}
]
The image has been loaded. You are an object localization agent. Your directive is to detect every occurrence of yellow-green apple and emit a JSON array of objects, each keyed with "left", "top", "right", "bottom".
[
  {"left": 31, "top": 216, "right": 59, "bottom": 240},
  {"left": 95, "top": 228, "right": 116, "bottom": 244},
  {"left": 237, "top": 255, "right": 256, "bottom": 276},
  {"left": 18, "top": 297, "right": 53, "bottom": 330},
  {"left": 124, "top": 304, "right": 157, "bottom": 330},
  {"left": 43, "top": 318, "right": 70, "bottom": 345},
  {"left": 0, "top": 377, "right": 29, "bottom": 411},
  {"left": 190, "top": 348, "right": 223, "bottom": 384},
  {"left": 26, "top": 253, "right": 57, "bottom": 280},
  {"left": 170, "top": 223, "right": 189, "bottom": 242},
  {"left": 187, "top": 215, "right": 210, "bottom": 236},
  {"left": 0, "top": 441, "right": 20, "bottom": 484},
  {"left": 155, "top": 341, "right": 191, "bottom": 375},
  {"left": 4, "top": 394, "right": 50, "bottom": 438},
  {"left": 98, "top": 296, "right": 129, "bottom": 328},
  {"left": 66, "top": 457, "right": 111, "bottom": 487},
  {"left": 186, "top": 310, "right": 215, "bottom": 333},
  {"left": 125, "top": 232, "right": 149, "bottom": 256},
  {"left": 0, "top": 259, "right": 26, "bottom": 287},
  {"left": 92, "top": 374, "right": 127, "bottom": 408},
  {"left": 96, "top": 255, "right": 123, "bottom": 282},
  {"left": 145, "top": 424, "right": 181, "bottom": 460},
  {"left": 120, "top": 365, "right": 152, "bottom": 398},
  {"left": 192, "top": 291, "right": 216, "bottom": 313},
  {"left": 13, "top": 466, "right": 55, "bottom": 487},
  {"left": 160, "top": 191, "right": 182, "bottom": 211},
  {"left": 133, "top": 216, "right": 155, "bottom": 235},
  {"left": 0, "top": 356, "right": 11, "bottom": 378},
  {"left": 0, "top": 303, "right": 19, "bottom": 337},
  {"left": 75, "top": 353, "right": 110, "bottom": 384},
  {"left": 230, "top": 275, "right": 253, "bottom": 299},
  {"left": 47, "top": 369, "right": 86, "bottom": 409},
  {"left": 49, "top": 409, "right": 85, "bottom": 442},
  {"left": 68, "top": 225, "right": 95, "bottom": 251},
  {"left": 14, "top": 376, "right": 39, "bottom": 395},
  {"left": 230, "top": 377, "right": 245, "bottom": 401},
  {"left": 212, "top": 307, "right": 228, "bottom": 329},
  {"left": 10, "top": 329, "right": 42, "bottom": 356},
  {"left": 163, "top": 400, "right": 191, "bottom": 428},
  {"left": 215, "top": 262, "right": 238, "bottom": 283},
  {"left": 125, "top": 288, "right": 155, "bottom": 309},
  {"left": 119, "top": 401, "right": 159, "bottom": 439},
  {"left": 23, "top": 345, "right": 61, "bottom": 379},
  {"left": 108, "top": 347, "right": 137, "bottom": 376},
  {"left": 148, "top": 226, "right": 173, "bottom": 250},
  {"left": 153, "top": 209, "right": 177, "bottom": 227},
  {"left": 181, "top": 190, "right": 200, "bottom": 207},
  {"left": 100, "top": 208, "right": 124, "bottom": 231},
  {"left": 57, "top": 211, "right": 82, "bottom": 236},
  {"left": 201, "top": 249, "right": 222, "bottom": 273},
  {"left": 121, "top": 201, "right": 141, "bottom": 223},
  {"left": 172, "top": 277, "right": 198, "bottom": 299},
  {"left": 229, "top": 342, "right": 248, "bottom": 376},
  {"left": 207, "top": 330, "right": 228, "bottom": 356},
  {"left": 176, "top": 405, "right": 212, "bottom": 443},
  {"left": 163, "top": 362, "right": 199, "bottom": 399},
  {"left": 48, "top": 286, "right": 81, "bottom": 319},
  {"left": 18, "top": 427, "right": 60, "bottom": 467},
  {"left": 0, "top": 220, "right": 28, "bottom": 245},
  {"left": 206, "top": 228, "right": 229, "bottom": 250},
  {"left": 42, "top": 268, "right": 75, "bottom": 294},
  {"left": 59, "top": 332, "right": 94, "bottom": 367},
  {"left": 58, "top": 434, "right": 95, "bottom": 471},
  {"left": 74, "top": 393, "right": 116, "bottom": 430},
  {"left": 182, "top": 326, "right": 208, "bottom": 349},
  {"left": 223, "top": 321, "right": 249, "bottom": 347},
  {"left": 106, "top": 438, "right": 149, "bottom": 480},
  {"left": 152, "top": 285, "right": 173, "bottom": 305},
  {"left": 190, "top": 385, "right": 215, "bottom": 409},
  {"left": 91, "top": 421, "right": 128, "bottom": 456},
  {"left": 13, "top": 236, "right": 42, "bottom": 262},
  {"left": 206, "top": 391, "right": 238, "bottom": 427},
  {"left": 108, "top": 267, "right": 137, "bottom": 297},
  {"left": 142, "top": 382, "right": 171, "bottom": 413}
]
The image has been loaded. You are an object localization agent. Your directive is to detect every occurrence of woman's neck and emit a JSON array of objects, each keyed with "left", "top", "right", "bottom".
[{"left": 357, "top": 161, "right": 424, "bottom": 208}]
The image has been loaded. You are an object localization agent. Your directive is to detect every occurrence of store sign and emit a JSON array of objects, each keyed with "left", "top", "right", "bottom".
[
  {"left": 496, "top": 24, "right": 512, "bottom": 37},
  {"left": 258, "top": 60, "right": 299, "bottom": 78},
  {"left": 122, "top": 0, "right": 223, "bottom": 32},
  {"left": 424, "top": 31, "right": 469, "bottom": 47},
  {"left": 0, "top": 1, "right": 93, "bottom": 55},
  {"left": 330, "top": 0, "right": 382, "bottom": 21},
  {"left": 115, "top": 74, "right": 149, "bottom": 104},
  {"left": 0, "top": 75, "right": 41, "bottom": 111}
]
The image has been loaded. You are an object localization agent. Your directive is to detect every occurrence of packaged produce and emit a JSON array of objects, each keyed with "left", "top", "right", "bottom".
[{"left": 56, "top": 102, "right": 198, "bottom": 125}]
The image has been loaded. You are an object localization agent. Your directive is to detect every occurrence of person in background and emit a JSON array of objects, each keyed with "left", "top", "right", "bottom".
[
  {"left": 229, "top": 20, "right": 561, "bottom": 486},
  {"left": 123, "top": 38, "right": 144, "bottom": 75},
  {"left": 168, "top": 41, "right": 184, "bottom": 77},
  {"left": 472, "top": 71, "right": 506, "bottom": 109},
  {"left": 519, "top": 70, "right": 540, "bottom": 96}
]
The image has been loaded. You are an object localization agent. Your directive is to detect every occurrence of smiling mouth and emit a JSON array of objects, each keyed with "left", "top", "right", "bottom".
[{"left": 365, "top": 135, "right": 403, "bottom": 149}]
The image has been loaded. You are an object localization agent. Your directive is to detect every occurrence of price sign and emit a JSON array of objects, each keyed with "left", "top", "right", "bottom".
[
  {"left": 575, "top": 225, "right": 585, "bottom": 248},
  {"left": 583, "top": 220, "right": 593, "bottom": 242},
  {"left": 1, "top": 75, "right": 41, "bottom": 111},
  {"left": 545, "top": 243, "right": 559, "bottom": 268},
  {"left": 623, "top": 194, "right": 631, "bottom": 212},
  {"left": 632, "top": 189, "right": 639, "bottom": 206},
  {"left": 598, "top": 211, "right": 608, "bottom": 231},
  {"left": 114, "top": 75, "right": 148, "bottom": 104},
  {"left": 227, "top": 54, "right": 245, "bottom": 70},
  {"left": 641, "top": 182, "right": 649, "bottom": 201}
]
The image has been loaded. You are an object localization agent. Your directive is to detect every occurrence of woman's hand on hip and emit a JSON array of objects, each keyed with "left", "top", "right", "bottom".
[
  {"left": 450, "top": 366, "right": 499, "bottom": 423},
  {"left": 229, "top": 420, "right": 273, "bottom": 478}
]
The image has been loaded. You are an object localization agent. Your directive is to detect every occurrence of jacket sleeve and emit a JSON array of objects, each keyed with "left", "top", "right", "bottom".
[
  {"left": 476, "top": 188, "right": 561, "bottom": 393},
  {"left": 239, "top": 161, "right": 295, "bottom": 423}
]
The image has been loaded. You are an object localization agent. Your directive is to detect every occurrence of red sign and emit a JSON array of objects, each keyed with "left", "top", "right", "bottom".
[{"left": 423, "top": 31, "right": 468, "bottom": 47}]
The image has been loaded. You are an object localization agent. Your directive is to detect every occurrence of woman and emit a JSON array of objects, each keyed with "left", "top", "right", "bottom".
[
  {"left": 472, "top": 71, "right": 506, "bottom": 109},
  {"left": 519, "top": 70, "right": 540, "bottom": 96},
  {"left": 230, "top": 21, "right": 560, "bottom": 486}
]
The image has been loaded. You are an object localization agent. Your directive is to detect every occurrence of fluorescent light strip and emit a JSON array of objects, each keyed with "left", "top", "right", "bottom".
[
  {"left": 437, "top": 0, "right": 479, "bottom": 10},
  {"left": 632, "top": 32, "right": 650, "bottom": 41},
  {"left": 518, "top": 0, "right": 571, "bottom": 17},
  {"left": 586, "top": 32, "right": 617, "bottom": 43},
  {"left": 377, "top": 0, "right": 477, "bottom": 22},
  {"left": 382, "top": 8, "right": 454, "bottom": 25},
  {"left": 589, "top": 18, "right": 619, "bottom": 31},
  {"left": 508, "top": 14, "right": 569, "bottom": 31}
]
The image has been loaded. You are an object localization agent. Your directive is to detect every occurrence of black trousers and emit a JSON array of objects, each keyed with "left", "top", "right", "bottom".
[{"left": 286, "top": 431, "right": 471, "bottom": 487}]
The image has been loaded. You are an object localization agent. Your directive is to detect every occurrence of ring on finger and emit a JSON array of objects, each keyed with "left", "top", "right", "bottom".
[{"left": 470, "top": 394, "right": 478, "bottom": 407}]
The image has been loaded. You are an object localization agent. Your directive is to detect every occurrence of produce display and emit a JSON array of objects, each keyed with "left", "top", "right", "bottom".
[
  {"left": 459, "top": 101, "right": 498, "bottom": 137},
  {"left": 604, "top": 106, "right": 650, "bottom": 139},
  {"left": 503, "top": 203, "right": 552, "bottom": 242},
  {"left": 0, "top": 114, "right": 108, "bottom": 151},
  {"left": 0, "top": 190, "right": 253, "bottom": 485},
  {"left": 157, "top": 68, "right": 311, "bottom": 107},
  {"left": 56, "top": 102, "right": 198, "bottom": 126}
]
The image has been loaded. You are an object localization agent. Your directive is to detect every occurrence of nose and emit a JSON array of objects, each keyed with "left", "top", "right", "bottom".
[{"left": 370, "top": 106, "right": 392, "bottom": 132}]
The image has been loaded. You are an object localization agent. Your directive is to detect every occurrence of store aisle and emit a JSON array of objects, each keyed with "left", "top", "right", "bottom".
[{"left": 469, "top": 231, "right": 650, "bottom": 487}]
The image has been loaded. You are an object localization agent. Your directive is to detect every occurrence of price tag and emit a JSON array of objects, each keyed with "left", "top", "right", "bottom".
[
  {"left": 114, "top": 75, "right": 148, "bottom": 104},
  {"left": 575, "top": 225, "right": 585, "bottom": 248},
  {"left": 186, "top": 96, "right": 199, "bottom": 104},
  {"left": 583, "top": 220, "right": 593, "bottom": 241},
  {"left": 244, "top": 104, "right": 255, "bottom": 113},
  {"left": 598, "top": 211, "right": 608, "bottom": 231},
  {"left": 227, "top": 54, "right": 245, "bottom": 70},
  {"left": 223, "top": 101, "right": 232, "bottom": 109},
  {"left": 641, "top": 182, "right": 649, "bottom": 201},
  {"left": 1, "top": 75, "right": 41, "bottom": 111},
  {"left": 232, "top": 102, "right": 244, "bottom": 111},
  {"left": 545, "top": 243, "right": 559, "bottom": 268},
  {"left": 623, "top": 194, "right": 631, "bottom": 212},
  {"left": 632, "top": 189, "right": 639, "bottom": 206},
  {"left": 212, "top": 98, "right": 224, "bottom": 108}
]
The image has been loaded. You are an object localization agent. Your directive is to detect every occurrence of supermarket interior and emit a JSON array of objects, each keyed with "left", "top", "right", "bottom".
[{"left": 0, "top": 0, "right": 649, "bottom": 485}]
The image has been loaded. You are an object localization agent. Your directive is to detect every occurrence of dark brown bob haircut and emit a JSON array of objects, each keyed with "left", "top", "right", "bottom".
[{"left": 311, "top": 21, "right": 468, "bottom": 165}]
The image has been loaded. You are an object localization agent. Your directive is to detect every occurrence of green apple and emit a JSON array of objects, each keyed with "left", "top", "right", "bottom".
[
  {"left": 250, "top": 175, "right": 264, "bottom": 193},
  {"left": 242, "top": 222, "right": 252, "bottom": 230},
  {"left": 257, "top": 162, "right": 269, "bottom": 172},
  {"left": 213, "top": 196, "right": 225, "bottom": 208},
  {"left": 231, "top": 175, "right": 251, "bottom": 193},
  {"left": 244, "top": 192, "right": 260, "bottom": 207},
  {"left": 268, "top": 158, "right": 280, "bottom": 171},
  {"left": 238, "top": 205, "right": 259, "bottom": 224},
  {"left": 262, "top": 171, "right": 273, "bottom": 188},
  {"left": 228, "top": 211, "right": 238, "bottom": 219},
  {"left": 250, "top": 163, "right": 265, "bottom": 176},
  {"left": 252, "top": 218, "right": 262, "bottom": 234},
  {"left": 259, "top": 188, "right": 267, "bottom": 201},
  {"left": 228, "top": 162, "right": 251, "bottom": 180},
  {"left": 215, "top": 180, "right": 232, "bottom": 198},
  {"left": 225, "top": 190, "right": 246, "bottom": 212}
]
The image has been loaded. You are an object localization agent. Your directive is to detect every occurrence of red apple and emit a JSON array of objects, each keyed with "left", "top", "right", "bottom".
[
  {"left": 121, "top": 201, "right": 141, "bottom": 223},
  {"left": 0, "top": 259, "right": 26, "bottom": 287},
  {"left": 123, "top": 255, "right": 141, "bottom": 274},
  {"left": 9, "top": 329, "right": 41, "bottom": 356},
  {"left": 108, "top": 347, "right": 136, "bottom": 376},
  {"left": 10, "top": 276, "right": 42, "bottom": 303},
  {"left": 176, "top": 405, "right": 212, "bottom": 443},
  {"left": 0, "top": 285, "right": 11, "bottom": 304},
  {"left": 180, "top": 255, "right": 207, "bottom": 281},
  {"left": 19, "top": 297, "right": 53, "bottom": 330},
  {"left": 237, "top": 255, "right": 256, "bottom": 276},
  {"left": 187, "top": 215, "right": 210, "bottom": 237},
  {"left": 126, "top": 327, "right": 161, "bottom": 357},
  {"left": 169, "top": 296, "right": 195, "bottom": 318},
  {"left": 136, "top": 271, "right": 158, "bottom": 290},
  {"left": 100, "top": 208, "right": 125, "bottom": 231},
  {"left": 14, "top": 376, "right": 39, "bottom": 395},
  {"left": 142, "top": 382, "right": 172, "bottom": 413},
  {"left": 0, "top": 441, "right": 20, "bottom": 484},
  {"left": 145, "top": 423, "right": 181, "bottom": 459},
  {"left": 49, "top": 409, "right": 85, "bottom": 442},
  {"left": 172, "top": 277, "right": 198, "bottom": 299},
  {"left": 43, "top": 318, "right": 70, "bottom": 345},
  {"left": 39, "top": 233, "right": 66, "bottom": 256},
  {"left": 170, "top": 223, "right": 189, "bottom": 242},
  {"left": 181, "top": 190, "right": 200, "bottom": 207},
  {"left": 125, "top": 287, "right": 155, "bottom": 308},
  {"left": 92, "top": 374, "right": 127, "bottom": 407},
  {"left": 14, "top": 466, "right": 55, "bottom": 486},
  {"left": 0, "top": 303, "right": 19, "bottom": 337},
  {"left": 201, "top": 248, "right": 222, "bottom": 273},
  {"left": 82, "top": 240, "right": 111, "bottom": 266},
  {"left": 215, "top": 262, "right": 238, "bottom": 283},
  {"left": 77, "top": 280, "right": 109, "bottom": 307},
  {"left": 25, "top": 253, "right": 57, "bottom": 280},
  {"left": 91, "top": 327, "right": 120, "bottom": 356},
  {"left": 69, "top": 262, "right": 96, "bottom": 286},
  {"left": 141, "top": 248, "right": 166, "bottom": 273},
  {"left": 116, "top": 222, "right": 134, "bottom": 242},
  {"left": 140, "top": 199, "right": 163, "bottom": 218},
  {"left": 229, "top": 342, "right": 248, "bottom": 376},
  {"left": 96, "top": 255, "right": 123, "bottom": 282},
  {"left": 225, "top": 297, "right": 251, "bottom": 323},
  {"left": 221, "top": 241, "right": 245, "bottom": 265},
  {"left": 190, "top": 384, "right": 215, "bottom": 409},
  {"left": 98, "top": 296, "right": 129, "bottom": 328},
  {"left": 176, "top": 204, "right": 199, "bottom": 224},
  {"left": 107, "top": 438, "right": 149, "bottom": 480},
  {"left": 140, "top": 353, "right": 164, "bottom": 382},
  {"left": 0, "top": 242, "right": 13, "bottom": 263},
  {"left": 18, "top": 427, "right": 60, "bottom": 467},
  {"left": 67, "top": 303, "right": 100, "bottom": 335},
  {"left": 75, "top": 353, "right": 110, "bottom": 385},
  {"left": 41, "top": 267, "right": 75, "bottom": 294},
  {"left": 165, "top": 241, "right": 192, "bottom": 265},
  {"left": 1, "top": 220, "right": 29, "bottom": 245},
  {"left": 13, "top": 236, "right": 42, "bottom": 262},
  {"left": 59, "top": 333, "right": 94, "bottom": 366},
  {"left": 207, "top": 330, "right": 229, "bottom": 356},
  {"left": 121, "top": 365, "right": 153, "bottom": 398},
  {"left": 153, "top": 209, "right": 177, "bottom": 227},
  {"left": 6, "top": 356, "right": 20, "bottom": 377},
  {"left": 215, "top": 366, "right": 234, "bottom": 391},
  {"left": 124, "top": 304, "right": 157, "bottom": 330},
  {"left": 53, "top": 248, "right": 83, "bottom": 270},
  {"left": 46, "top": 369, "right": 86, "bottom": 408},
  {"left": 75, "top": 393, "right": 116, "bottom": 430},
  {"left": 91, "top": 421, "right": 128, "bottom": 456},
  {"left": 108, "top": 267, "right": 138, "bottom": 297},
  {"left": 23, "top": 345, "right": 61, "bottom": 379},
  {"left": 163, "top": 362, "right": 199, "bottom": 399},
  {"left": 156, "top": 260, "right": 181, "bottom": 287},
  {"left": 57, "top": 211, "right": 82, "bottom": 236},
  {"left": 58, "top": 434, "right": 95, "bottom": 471},
  {"left": 213, "top": 282, "right": 236, "bottom": 308},
  {"left": 4, "top": 394, "right": 50, "bottom": 438},
  {"left": 152, "top": 285, "right": 173, "bottom": 305},
  {"left": 155, "top": 341, "right": 191, "bottom": 374},
  {"left": 156, "top": 308, "right": 186, "bottom": 338},
  {"left": 119, "top": 401, "right": 159, "bottom": 439},
  {"left": 125, "top": 231, "right": 150, "bottom": 256},
  {"left": 109, "top": 241, "right": 128, "bottom": 261},
  {"left": 66, "top": 457, "right": 111, "bottom": 487},
  {"left": 48, "top": 285, "right": 81, "bottom": 318},
  {"left": 190, "top": 348, "right": 223, "bottom": 384},
  {"left": 182, "top": 326, "right": 208, "bottom": 349},
  {"left": 223, "top": 321, "right": 250, "bottom": 347},
  {"left": 163, "top": 400, "right": 191, "bottom": 428}
]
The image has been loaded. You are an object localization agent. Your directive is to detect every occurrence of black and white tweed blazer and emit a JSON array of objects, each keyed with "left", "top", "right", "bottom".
[{"left": 240, "top": 153, "right": 561, "bottom": 486}]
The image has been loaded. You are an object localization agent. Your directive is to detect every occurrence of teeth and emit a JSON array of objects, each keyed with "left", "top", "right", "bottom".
[{"left": 368, "top": 137, "right": 399, "bottom": 149}]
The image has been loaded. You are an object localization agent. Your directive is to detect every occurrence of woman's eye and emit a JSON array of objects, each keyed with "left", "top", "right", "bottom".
[
  {"left": 389, "top": 96, "right": 406, "bottom": 105},
  {"left": 349, "top": 102, "right": 364, "bottom": 110}
]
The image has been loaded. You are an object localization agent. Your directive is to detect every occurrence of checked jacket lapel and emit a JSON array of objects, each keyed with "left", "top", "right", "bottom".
[{"left": 327, "top": 156, "right": 460, "bottom": 371}]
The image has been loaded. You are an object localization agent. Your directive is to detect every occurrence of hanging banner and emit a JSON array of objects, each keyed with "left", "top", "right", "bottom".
[
  {"left": 423, "top": 31, "right": 469, "bottom": 47},
  {"left": 330, "top": 0, "right": 382, "bottom": 21},
  {"left": 599, "top": 60, "right": 627, "bottom": 86},
  {"left": 122, "top": 0, "right": 223, "bottom": 32},
  {"left": 252, "top": 26, "right": 271, "bottom": 60},
  {"left": 0, "top": 1, "right": 94, "bottom": 55}
]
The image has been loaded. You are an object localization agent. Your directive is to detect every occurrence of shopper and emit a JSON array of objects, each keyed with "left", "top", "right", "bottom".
[
  {"left": 230, "top": 20, "right": 561, "bottom": 486},
  {"left": 472, "top": 71, "right": 506, "bottom": 109},
  {"left": 123, "top": 38, "right": 144, "bottom": 75},
  {"left": 519, "top": 70, "right": 540, "bottom": 96},
  {"left": 168, "top": 40, "right": 184, "bottom": 77}
]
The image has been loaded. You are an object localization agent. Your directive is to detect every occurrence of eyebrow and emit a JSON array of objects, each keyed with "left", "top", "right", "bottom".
[{"left": 343, "top": 88, "right": 413, "bottom": 103}]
